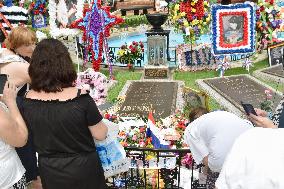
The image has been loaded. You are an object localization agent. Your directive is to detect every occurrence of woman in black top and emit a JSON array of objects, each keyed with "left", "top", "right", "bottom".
[{"left": 21, "top": 39, "right": 108, "bottom": 189}]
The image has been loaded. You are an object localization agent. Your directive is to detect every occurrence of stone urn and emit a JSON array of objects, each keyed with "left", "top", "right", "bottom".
[{"left": 146, "top": 13, "right": 168, "bottom": 31}]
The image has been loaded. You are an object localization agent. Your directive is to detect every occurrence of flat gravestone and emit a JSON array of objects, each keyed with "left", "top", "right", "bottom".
[
  {"left": 262, "top": 64, "right": 284, "bottom": 78},
  {"left": 204, "top": 75, "right": 282, "bottom": 112},
  {"left": 118, "top": 81, "right": 178, "bottom": 118}
]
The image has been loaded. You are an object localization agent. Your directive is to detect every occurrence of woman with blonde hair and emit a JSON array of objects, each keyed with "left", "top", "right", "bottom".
[{"left": 0, "top": 26, "right": 41, "bottom": 189}]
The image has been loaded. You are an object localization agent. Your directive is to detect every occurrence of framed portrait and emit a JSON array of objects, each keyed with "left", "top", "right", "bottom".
[
  {"left": 182, "top": 87, "right": 209, "bottom": 114},
  {"left": 211, "top": 2, "right": 256, "bottom": 55},
  {"left": 32, "top": 14, "right": 46, "bottom": 28}
]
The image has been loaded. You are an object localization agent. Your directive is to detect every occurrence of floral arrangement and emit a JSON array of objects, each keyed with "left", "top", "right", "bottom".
[
  {"left": 256, "top": 0, "right": 283, "bottom": 51},
  {"left": 117, "top": 41, "right": 144, "bottom": 69},
  {"left": 177, "top": 44, "right": 217, "bottom": 71},
  {"left": 71, "top": 0, "right": 123, "bottom": 71},
  {"left": 76, "top": 68, "right": 110, "bottom": 106},
  {"left": 29, "top": 0, "right": 47, "bottom": 15},
  {"left": 160, "top": 111, "right": 188, "bottom": 149},
  {"left": 211, "top": 3, "right": 256, "bottom": 55},
  {"left": 260, "top": 89, "right": 274, "bottom": 112},
  {"left": 169, "top": 0, "right": 211, "bottom": 44},
  {"left": 118, "top": 126, "right": 154, "bottom": 148}
]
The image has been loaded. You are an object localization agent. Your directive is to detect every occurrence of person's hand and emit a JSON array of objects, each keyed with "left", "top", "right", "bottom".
[
  {"left": 248, "top": 114, "right": 277, "bottom": 128},
  {"left": 254, "top": 108, "right": 268, "bottom": 117},
  {"left": 2, "top": 81, "right": 17, "bottom": 107}
]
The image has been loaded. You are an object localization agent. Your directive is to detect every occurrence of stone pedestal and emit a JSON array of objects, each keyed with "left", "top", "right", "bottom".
[
  {"left": 146, "top": 30, "right": 170, "bottom": 61},
  {"left": 144, "top": 65, "right": 169, "bottom": 79}
]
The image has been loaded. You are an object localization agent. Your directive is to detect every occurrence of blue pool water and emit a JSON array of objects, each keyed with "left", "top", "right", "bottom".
[
  {"left": 108, "top": 31, "right": 211, "bottom": 47},
  {"left": 107, "top": 31, "right": 211, "bottom": 67}
]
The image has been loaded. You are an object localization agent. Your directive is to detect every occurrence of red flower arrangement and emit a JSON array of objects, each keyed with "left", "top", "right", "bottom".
[
  {"left": 29, "top": 0, "right": 47, "bottom": 15},
  {"left": 117, "top": 41, "right": 144, "bottom": 68},
  {"left": 170, "top": 0, "right": 211, "bottom": 44}
]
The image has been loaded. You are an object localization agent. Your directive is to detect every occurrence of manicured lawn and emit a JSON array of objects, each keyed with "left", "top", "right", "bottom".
[
  {"left": 100, "top": 69, "right": 143, "bottom": 102},
  {"left": 99, "top": 59, "right": 280, "bottom": 111}
]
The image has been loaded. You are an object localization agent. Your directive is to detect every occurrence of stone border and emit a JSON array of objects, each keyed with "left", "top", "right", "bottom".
[
  {"left": 253, "top": 65, "right": 284, "bottom": 84},
  {"left": 118, "top": 79, "right": 185, "bottom": 114},
  {"left": 197, "top": 74, "right": 282, "bottom": 117}
]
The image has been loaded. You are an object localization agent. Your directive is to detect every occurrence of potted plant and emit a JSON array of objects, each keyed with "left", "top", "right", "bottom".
[{"left": 117, "top": 41, "right": 144, "bottom": 71}]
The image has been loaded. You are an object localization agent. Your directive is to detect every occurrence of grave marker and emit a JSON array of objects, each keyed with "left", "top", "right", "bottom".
[
  {"left": 118, "top": 81, "right": 178, "bottom": 118},
  {"left": 268, "top": 42, "right": 284, "bottom": 66}
]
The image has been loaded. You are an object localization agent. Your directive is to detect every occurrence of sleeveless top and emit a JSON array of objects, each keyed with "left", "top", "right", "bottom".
[
  {"left": 0, "top": 49, "right": 29, "bottom": 95},
  {"left": 0, "top": 102, "right": 25, "bottom": 189}
]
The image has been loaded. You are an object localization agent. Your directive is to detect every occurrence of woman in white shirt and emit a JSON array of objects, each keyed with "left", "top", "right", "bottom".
[
  {"left": 184, "top": 109, "right": 253, "bottom": 189},
  {"left": 0, "top": 81, "right": 28, "bottom": 189}
]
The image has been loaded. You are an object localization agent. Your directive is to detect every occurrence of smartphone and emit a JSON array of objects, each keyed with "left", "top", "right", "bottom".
[
  {"left": 241, "top": 102, "right": 257, "bottom": 116},
  {"left": 0, "top": 74, "right": 8, "bottom": 96}
]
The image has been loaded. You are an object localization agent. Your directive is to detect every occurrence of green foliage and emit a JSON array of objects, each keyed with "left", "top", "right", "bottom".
[{"left": 119, "top": 15, "right": 149, "bottom": 28}]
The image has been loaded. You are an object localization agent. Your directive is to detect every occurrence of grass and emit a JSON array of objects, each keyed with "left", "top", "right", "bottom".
[
  {"left": 100, "top": 69, "right": 142, "bottom": 102},
  {"left": 82, "top": 59, "right": 278, "bottom": 111}
]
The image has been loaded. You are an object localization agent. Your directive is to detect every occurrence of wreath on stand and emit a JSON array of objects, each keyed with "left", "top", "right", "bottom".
[
  {"left": 71, "top": 0, "right": 123, "bottom": 72},
  {"left": 29, "top": 0, "right": 47, "bottom": 28}
]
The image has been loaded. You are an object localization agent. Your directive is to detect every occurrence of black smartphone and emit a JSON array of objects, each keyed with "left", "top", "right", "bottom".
[
  {"left": 241, "top": 102, "right": 257, "bottom": 116},
  {"left": 0, "top": 74, "right": 8, "bottom": 96}
]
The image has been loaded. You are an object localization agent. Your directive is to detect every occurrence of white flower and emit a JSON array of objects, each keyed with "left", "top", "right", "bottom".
[{"left": 36, "top": 31, "right": 47, "bottom": 41}]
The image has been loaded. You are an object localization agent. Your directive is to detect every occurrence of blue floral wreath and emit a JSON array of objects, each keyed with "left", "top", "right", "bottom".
[{"left": 211, "top": 3, "right": 256, "bottom": 55}]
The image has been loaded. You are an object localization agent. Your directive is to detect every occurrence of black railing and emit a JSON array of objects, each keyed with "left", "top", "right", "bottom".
[
  {"left": 102, "top": 47, "right": 177, "bottom": 68},
  {"left": 107, "top": 147, "right": 206, "bottom": 189}
]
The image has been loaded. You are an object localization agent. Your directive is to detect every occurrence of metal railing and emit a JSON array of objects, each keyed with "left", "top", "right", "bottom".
[
  {"left": 102, "top": 47, "right": 177, "bottom": 67},
  {"left": 107, "top": 147, "right": 206, "bottom": 189}
]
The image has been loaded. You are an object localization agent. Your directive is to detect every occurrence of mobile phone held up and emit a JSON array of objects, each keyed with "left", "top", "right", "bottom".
[
  {"left": 0, "top": 74, "right": 8, "bottom": 96},
  {"left": 241, "top": 101, "right": 257, "bottom": 116}
]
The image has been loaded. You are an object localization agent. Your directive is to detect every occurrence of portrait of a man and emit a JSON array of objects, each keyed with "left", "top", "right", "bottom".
[
  {"left": 222, "top": 15, "right": 244, "bottom": 44},
  {"left": 211, "top": 3, "right": 256, "bottom": 55}
]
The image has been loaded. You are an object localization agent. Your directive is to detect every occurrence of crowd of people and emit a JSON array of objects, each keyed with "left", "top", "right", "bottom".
[{"left": 1, "top": 26, "right": 284, "bottom": 189}]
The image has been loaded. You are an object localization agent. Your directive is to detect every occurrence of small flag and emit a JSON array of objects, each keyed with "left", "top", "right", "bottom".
[{"left": 146, "top": 110, "right": 169, "bottom": 149}]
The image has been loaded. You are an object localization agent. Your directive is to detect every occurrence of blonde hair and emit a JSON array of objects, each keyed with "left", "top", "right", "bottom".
[{"left": 4, "top": 26, "right": 36, "bottom": 50}]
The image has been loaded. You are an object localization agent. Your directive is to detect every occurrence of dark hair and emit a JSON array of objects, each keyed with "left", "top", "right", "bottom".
[
  {"left": 189, "top": 107, "right": 209, "bottom": 122},
  {"left": 228, "top": 16, "right": 243, "bottom": 30},
  {"left": 29, "top": 38, "right": 77, "bottom": 93}
]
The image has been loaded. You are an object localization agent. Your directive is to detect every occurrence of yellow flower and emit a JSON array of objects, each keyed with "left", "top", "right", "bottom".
[
  {"left": 174, "top": 4, "right": 180, "bottom": 11},
  {"left": 192, "top": 8, "right": 196, "bottom": 13},
  {"left": 206, "top": 16, "right": 211, "bottom": 23},
  {"left": 192, "top": 19, "right": 198, "bottom": 25},
  {"left": 184, "top": 20, "right": 189, "bottom": 27},
  {"left": 118, "top": 49, "right": 124, "bottom": 56},
  {"left": 204, "top": 1, "right": 208, "bottom": 6},
  {"left": 191, "top": 1, "right": 196, "bottom": 6},
  {"left": 180, "top": 12, "right": 186, "bottom": 17}
]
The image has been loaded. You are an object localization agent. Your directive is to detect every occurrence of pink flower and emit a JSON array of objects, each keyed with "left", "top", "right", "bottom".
[
  {"left": 265, "top": 89, "right": 273, "bottom": 99},
  {"left": 132, "top": 135, "right": 137, "bottom": 141}
]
